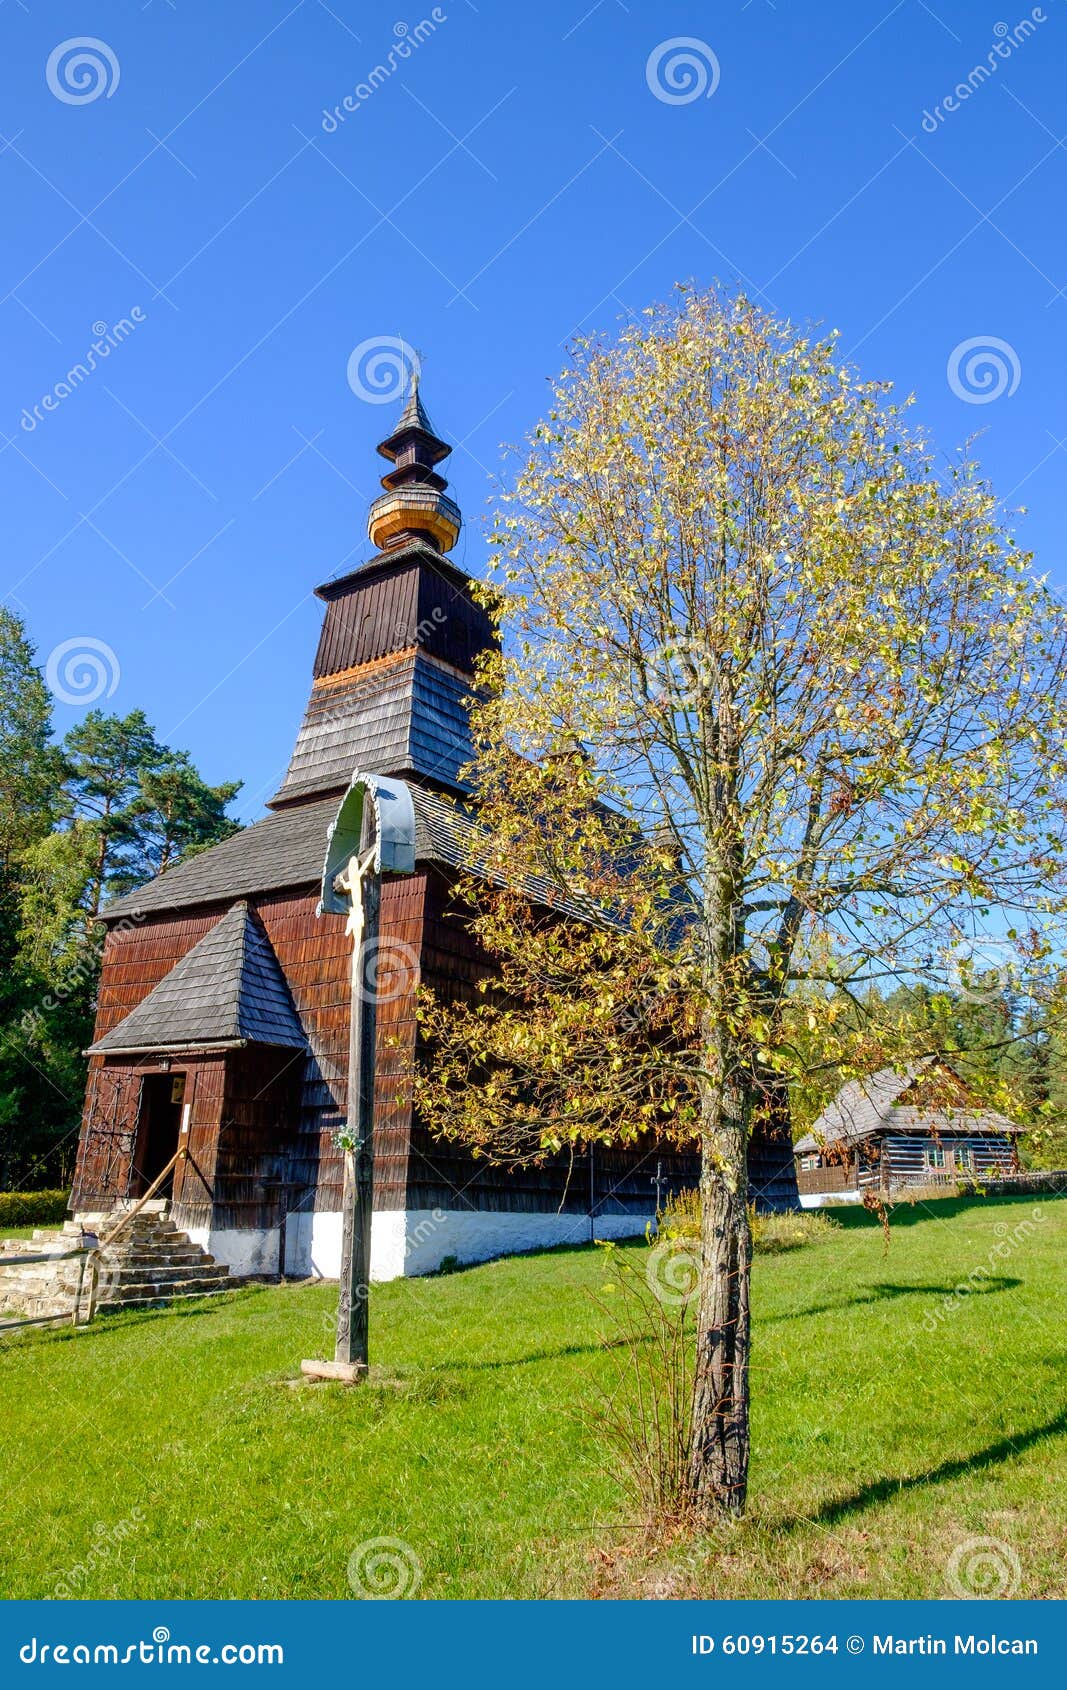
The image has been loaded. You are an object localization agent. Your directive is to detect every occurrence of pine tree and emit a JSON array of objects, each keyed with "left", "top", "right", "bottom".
[{"left": 0, "top": 610, "right": 62, "bottom": 949}]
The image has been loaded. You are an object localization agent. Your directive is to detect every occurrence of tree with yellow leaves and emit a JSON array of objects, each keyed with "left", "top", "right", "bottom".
[{"left": 417, "top": 289, "right": 1067, "bottom": 1520}]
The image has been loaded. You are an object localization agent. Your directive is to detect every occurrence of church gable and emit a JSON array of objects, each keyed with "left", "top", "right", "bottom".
[{"left": 89, "top": 900, "right": 305, "bottom": 1056}]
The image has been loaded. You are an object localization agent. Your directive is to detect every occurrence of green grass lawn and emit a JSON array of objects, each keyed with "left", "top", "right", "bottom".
[{"left": 1, "top": 1194, "right": 1064, "bottom": 1601}]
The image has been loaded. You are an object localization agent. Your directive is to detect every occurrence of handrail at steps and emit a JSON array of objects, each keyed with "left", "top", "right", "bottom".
[
  {"left": 97, "top": 1144, "right": 189, "bottom": 1250},
  {"left": 83, "top": 1145, "right": 190, "bottom": 1323}
]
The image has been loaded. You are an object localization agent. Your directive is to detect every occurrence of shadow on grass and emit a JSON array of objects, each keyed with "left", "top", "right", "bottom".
[
  {"left": 764, "top": 1276, "right": 1022, "bottom": 1323},
  {"left": 798, "top": 1406, "right": 1067, "bottom": 1529},
  {"left": 434, "top": 1332, "right": 647, "bottom": 1373},
  {"left": 829, "top": 1192, "right": 1066, "bottom": 1230},
  {"left": 0, "top": 1286, "right": 268, "bottom": 1351}
]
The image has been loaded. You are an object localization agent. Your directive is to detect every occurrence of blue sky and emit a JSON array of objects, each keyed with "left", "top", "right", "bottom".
[{"left": 2, "top": 0, "right": 1065, "bottom": 820}]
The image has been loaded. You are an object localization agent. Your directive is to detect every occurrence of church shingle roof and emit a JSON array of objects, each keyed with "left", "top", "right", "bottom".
[
  {"left": 272, "top": 652, "right": 476, "bottom": 806},
  {"left": 89, "top": 901, "right": 306, "bottom": 1054},
  {"left": 98, "top": 784, "right": 593, "bottom": 928},
  {"left": 99, "top": 799, "right": 340, "bottom": 922}
]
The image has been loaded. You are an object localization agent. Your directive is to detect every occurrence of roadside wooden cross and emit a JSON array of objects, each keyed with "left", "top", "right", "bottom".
[{"left": 301, "top": 774, "right": 415, "bottom": 1387}]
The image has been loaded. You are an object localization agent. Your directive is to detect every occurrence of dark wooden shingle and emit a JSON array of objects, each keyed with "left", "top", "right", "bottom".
[{"left": 89, "top": 901, "right": 306, "bottom": 1054}]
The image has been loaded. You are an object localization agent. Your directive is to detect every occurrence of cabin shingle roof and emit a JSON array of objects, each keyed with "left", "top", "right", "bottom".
[
  {"left": 794, "top": 1060, "right": 1021, "bottom": 1154},
  {"left": 89, "top": 901, "right": 306, "bottom": 1054}
]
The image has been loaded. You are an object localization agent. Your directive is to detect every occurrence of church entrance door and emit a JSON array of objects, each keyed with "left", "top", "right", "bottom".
[{"left": 131, "top": 1073, "right": 186, "bottom": 1197}]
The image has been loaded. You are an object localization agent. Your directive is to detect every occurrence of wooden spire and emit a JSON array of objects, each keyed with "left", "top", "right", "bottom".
[{"left": 368, "top": 372, "right": 462, "bottom": 554}]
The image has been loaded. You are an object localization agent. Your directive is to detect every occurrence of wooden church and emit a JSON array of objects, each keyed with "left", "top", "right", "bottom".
[{"left": 70, "top": 380, "right": 799, "bottom": 1280}]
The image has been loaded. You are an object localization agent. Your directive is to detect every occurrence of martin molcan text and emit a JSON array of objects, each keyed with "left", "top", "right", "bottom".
[{"left": 872, "top": 1636, "right": 1038, "bottom": 1656}]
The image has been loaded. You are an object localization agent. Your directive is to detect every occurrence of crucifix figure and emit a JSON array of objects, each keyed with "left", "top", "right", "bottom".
[{"left": 338, "top": 846, "right": 376, "bottom": 970}]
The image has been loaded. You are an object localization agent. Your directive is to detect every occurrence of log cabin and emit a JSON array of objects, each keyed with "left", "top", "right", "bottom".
[
  {"left": 794, "top": 1057, "right": 1023, "bottom": 1205},
  {"left": 70, "top": 378, "right": 799, "bottom": 1280}
]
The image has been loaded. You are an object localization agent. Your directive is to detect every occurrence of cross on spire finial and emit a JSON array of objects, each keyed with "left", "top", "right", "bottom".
[{"left": 393, "top": 353, "right": 434, "bottom": 437}]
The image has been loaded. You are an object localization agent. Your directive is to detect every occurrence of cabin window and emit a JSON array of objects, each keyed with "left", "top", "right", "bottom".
[
  {"left": 956, "top": 1143, "right": 973, "bottom": 1170},
  {"left": 800, "top": 1155, "right": 819, "bottom": 1171},
  {"left": 925, "top": 1145, "right": 946, "bottom": 1170}
]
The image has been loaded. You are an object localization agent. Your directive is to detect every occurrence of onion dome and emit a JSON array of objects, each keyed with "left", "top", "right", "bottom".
[{"left": 367, "top": 374, "right": 462, "bottom": 554}]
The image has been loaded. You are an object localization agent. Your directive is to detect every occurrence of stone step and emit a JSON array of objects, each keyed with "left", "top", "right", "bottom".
[
  {"left": 108, "top": 1264, "right": 229, "bottom": 1288},
  {"left": 96, "top": 1200, "right": 168, "bottom": 1217},
  {"left": 106, "top": 1248, "right": 213, "bottom": 1267},
  {"left": 99, "top": 1225, "right": 186, "bottom": 1243},
  {"left": 5, "top": 1205, "right": 241, "bottom": 1321},
  {"left": 100, "top": 1280, "right": 236, "bottom": 1311},
  {"left": 103, "top": 1281, "right": 233, "bottom": 1303}
]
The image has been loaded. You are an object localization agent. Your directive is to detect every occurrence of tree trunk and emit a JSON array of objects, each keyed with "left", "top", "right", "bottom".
[
  {"left": 688, "top": 1085, "right": 752, "bottom": 1518},
  {"left": 89, "top": 827, "right": 108, "bottom": 921}
]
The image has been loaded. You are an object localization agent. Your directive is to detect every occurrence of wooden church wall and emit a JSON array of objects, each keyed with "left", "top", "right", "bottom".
[
  {"left": 200, "top": 1046, "right": 305, "bottom": 1233},
  {"left": 93, "top": 909, "right": 218, "bottom": 1038},
  {"left": 407, "top": 866, "right": 700, "bottom": 1216},
  {"left": 71, "top": 873, "right": 428, "bottom": 1220},
  {"left": 252, "top": 874, "right": 428, "bottom": 1222}
]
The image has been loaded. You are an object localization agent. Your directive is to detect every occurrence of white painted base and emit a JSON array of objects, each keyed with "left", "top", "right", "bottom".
[
  {"left": 184, "top": 1225, "right": 281, "bottom": 1277},
  {"left": 799, "top": 1190, "right": 863, "bottom": 1209},
  {"left": 189, "top": 1208, "right": 652, "bottom": 1282}
]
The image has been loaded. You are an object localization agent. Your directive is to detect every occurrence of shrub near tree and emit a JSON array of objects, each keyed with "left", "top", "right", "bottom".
[{"left": 417, "top": 288, "right": 1067, "bottom": 1522}]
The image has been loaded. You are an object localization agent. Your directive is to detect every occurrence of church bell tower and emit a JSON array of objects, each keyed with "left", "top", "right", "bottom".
[{"left": 270, "top": 375, "right": 495, "bottom": 810}]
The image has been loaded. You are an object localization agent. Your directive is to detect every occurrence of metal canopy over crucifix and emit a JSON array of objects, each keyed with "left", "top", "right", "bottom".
[{"left": 300, "top": 772, "right": 416, "bottom": 1385}]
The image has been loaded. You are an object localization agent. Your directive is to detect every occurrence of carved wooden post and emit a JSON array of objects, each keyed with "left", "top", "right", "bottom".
[
  {"left": 334, "top": 836, "right": 379, "bottom": 1377},
  {"left": 301, "top": 772, "right": 415, "bottom": 1387},
  {"left": 303, "top": 836, "right": 377, "bottom": 1383}
]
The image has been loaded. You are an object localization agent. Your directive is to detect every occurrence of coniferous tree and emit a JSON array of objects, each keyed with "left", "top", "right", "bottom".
[{"left": 0, "top": 667, "right": 243, "bottom": 1186}]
